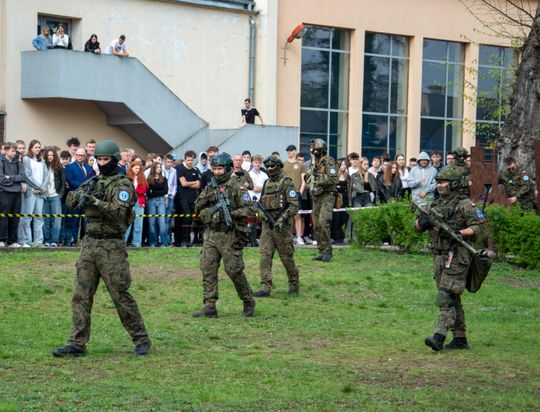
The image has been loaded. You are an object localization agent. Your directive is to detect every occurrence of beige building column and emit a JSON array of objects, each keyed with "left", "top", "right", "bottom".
[
  {"left": 348, "top": 27, "right": 364, "bottom": 155},
  {"left": 463, "top": 42, "right": 480, "bottom": 150},
  {"left": 406, "top": 35, "right": 423, "bottom": 159}
]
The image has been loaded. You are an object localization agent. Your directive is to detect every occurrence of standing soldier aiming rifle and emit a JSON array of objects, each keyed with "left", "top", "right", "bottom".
[
  {"left": 193, "top": 153, "right": 256, "bottom": 318},
  {"left": 252, "top": 155, "right": 300, "bottom": 297},
  {"left": 414, "top": 166, "right": 486, "bottom": 351},
  {"left": 304, "top": 138, "right": 338, "bottom": 262},
  {"left": 53, "top": 140, "right": 151, "bottom": 357}
]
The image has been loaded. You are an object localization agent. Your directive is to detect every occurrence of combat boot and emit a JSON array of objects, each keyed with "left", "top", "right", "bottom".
[
  {"left": 253, "top": 290, "right": 270, "bottom": 297},
  {"left": 52, "top": 345, "right": 86, "bottom": 357},
  {"left": 134, "top": 340, "right": 152, "bottom": 356},
  {"left": 321, "top": 253, "right": 333, "bottom": 262},
  {"left": 287, "top": 288, "right": 299, "bottom": 297},
  {"left": 424, "top": 333, "right": 446, "bottom": 351},
  {"left": 242, "top": 300, "right": 256, "bottom": 317},
  {"left": 192, "top": 306, "right": 218, "bottom": 318},
  {"left": 312, "top": 255, "right": 324, "bottom": 261},
  {"left": 444, "top": 337, "right": 469, "bottom": 350}
]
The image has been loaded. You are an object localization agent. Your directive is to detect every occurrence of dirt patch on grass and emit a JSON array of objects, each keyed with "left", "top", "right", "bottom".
[{"left": 497, "top": 278, "right": 540, "bottom": 289}]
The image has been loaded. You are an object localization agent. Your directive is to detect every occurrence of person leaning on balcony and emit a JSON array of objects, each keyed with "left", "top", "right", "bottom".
[
  {"left": 52, "top": 24, "right": 69, "bottom": 49},
  {"left": 84, "top": 34, "right": 101, "bottom": 54},
  {"left": 32, "top": 26, "right": 53, "bottom": 50},
  {"left": 104, "top": 35, "right": 129, "bottom": 57}
]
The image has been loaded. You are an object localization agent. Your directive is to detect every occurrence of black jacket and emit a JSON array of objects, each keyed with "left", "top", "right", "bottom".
[
  {"left": 0, "top": 157, "right": 26, "bottom": 192},
  {"left": 51, "top": 167, "right": 67, "bottom": 198},
  {"left": 147, "top": 177, "right": 169, "bottom": 198},
  {"left": 84, "top": 40, "right": 100, "bottom": 53}
]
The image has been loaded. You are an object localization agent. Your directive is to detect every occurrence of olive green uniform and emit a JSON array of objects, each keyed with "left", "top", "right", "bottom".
[
  {"left": 498, "top": 169, "right": 536, "bottom": 211},
  {"left": 450, "top": 161, "right": 471, "bottom": 197},
  {"left": 65, "top": 173, "right": 150, "bottom": 350},
  {"left": 306, "top": 155, "right": 338, "bottom": 256},
  {"left": 195, "top": 176, "right": 255, "bottom": 309},
  {"left": 429, "top": 192, "right": 486, "bottom": 338},
  {"left": 258, "top": 174, "right": 299, "bottom": 293}
]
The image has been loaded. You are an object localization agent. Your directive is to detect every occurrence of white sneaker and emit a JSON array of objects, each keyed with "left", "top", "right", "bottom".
[
  {"left": 0, "top": 241, "right": 5, "bottom": 247},
  {"left": 9, "top": 243, "right": 22, "bottom": 248},
  {"left": 50, "top": 243, "right": 57, "bottom": 248},
  {"left": 312, "top": 240, "right": 317, "bottom": 246},
  {"left": 295, "top": 237, "right": 305, "bottom": 245},
  {"left": 22, "top": 244, "right": 31, "bottom": 248}
]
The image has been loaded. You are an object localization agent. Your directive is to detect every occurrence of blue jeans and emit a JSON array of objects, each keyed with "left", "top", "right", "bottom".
[
  {"left": 18, "top": 192, "right": 45, "bottom": 245},
  {"left": 43, "top": 195, "right": 62, "bottom": 244},
  {"left": 125, "top": 202, "right": 144, "bottom": 246},
  {"left": 147, "top": 196, "right": 168, "bottom": 246},
  {"left": 165, "top": 194, "right": 174, "bottom": 239}
]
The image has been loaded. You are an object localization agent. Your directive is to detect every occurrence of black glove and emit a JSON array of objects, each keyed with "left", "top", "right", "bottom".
[{"left": 417, "top": 215, "right": 434, "bottom": 231}]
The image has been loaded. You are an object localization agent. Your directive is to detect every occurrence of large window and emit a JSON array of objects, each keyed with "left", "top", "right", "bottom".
[
  {"left": 361, "top": 33, "right": 409, "bottom": 160},
  {"left": 420, "top": 39, "right": 465, "bottom": 157},
  {"left": 300, "top": 25, "right": 350, "bottom": 158},
  {"left": 475, "top": 45, "right": 515, "bottom": 150}
]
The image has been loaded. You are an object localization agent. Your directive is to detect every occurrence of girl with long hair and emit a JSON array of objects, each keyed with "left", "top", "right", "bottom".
[
  {"left": 42, "top": 147, "right": 66, "bottom": 246},
  {"left": 125, "top": 159, "right": 147, "bottom": 247},
  {"left": 378, "top": 161, "right": 403, "bottom": 203},
  {"left": 395, "top": 153, "right": 410, "bottom": 199},
  {"left": 350, "top": 157, "right": 377, "bottom": 207},
  {"left": 146, "top": 163, "right": 169, "bottom": 247}
]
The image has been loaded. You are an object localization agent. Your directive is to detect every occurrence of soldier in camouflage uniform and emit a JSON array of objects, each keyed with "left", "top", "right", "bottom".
[
  {"left": 193, "top": 153, "right": 256, "bottom": 318},
  {"left": 53, "top": 140, "right": 151, "bottom": 357},
  {"left": 498, "top": 157, "right": 536, "bottom": 211},
  {"left": 415, "top": 166, "right": 486, "bottom": 351},
  {"left": 450, "top": 147, "right": 471, "bottom": 197},
  {"left": 252, "top": 155, "right": 299, "bottom": 297},
  {"left": 305, "top": 138, "right": 338, "bottom": 262}
]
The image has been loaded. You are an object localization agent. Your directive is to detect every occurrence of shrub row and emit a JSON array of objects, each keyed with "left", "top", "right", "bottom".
[{"left": 348, "top": 201, "right": 540, "bottom": 269}]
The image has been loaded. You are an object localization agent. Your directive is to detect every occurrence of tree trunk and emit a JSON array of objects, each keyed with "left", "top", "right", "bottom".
[{"left": 496, "top": 5, "right": 540, "bottom": 175}]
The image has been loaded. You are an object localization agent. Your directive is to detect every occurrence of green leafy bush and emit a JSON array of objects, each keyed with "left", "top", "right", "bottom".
[{"left": 348, "top": 205, "right": 386, "bottom": 247}]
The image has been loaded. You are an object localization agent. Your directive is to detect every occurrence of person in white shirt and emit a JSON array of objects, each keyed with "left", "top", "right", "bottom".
[
  {"left": 52, "top": 24, "right": 69, "bottom": 49},
  {"left": 396, "top": 153, "right": 409, "bottom": 198},
  {"left": 104, "top": 35, "right": 129, "bottom": 57},
  {"left": 162, "top": 154, "right": 177, "bottom": 240},
  {"left": 347, "top": 152, "right": 360, "bottom": 176},
  {"left": 249, "top": 154, "right": 269, "bottom": 201}
]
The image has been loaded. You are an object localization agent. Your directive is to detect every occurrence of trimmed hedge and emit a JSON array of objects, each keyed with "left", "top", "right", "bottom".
[{"left": 348, "top": 200, "right": 540, "bottom": 268}]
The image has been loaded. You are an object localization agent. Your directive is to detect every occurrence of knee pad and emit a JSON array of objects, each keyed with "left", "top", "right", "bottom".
[{"left": 435, "top": 288, "right": 455, "bottom": 308}]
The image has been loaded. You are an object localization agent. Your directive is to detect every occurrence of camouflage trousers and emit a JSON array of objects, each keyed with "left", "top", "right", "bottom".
[
  {"left": 69, "top": 238, "right": 149, "bottom": 350},
  {"left": 200, "top": 230, "right": 254, "bottom": 308},
  {"left": 312, "top": 192, "right": 335, "bottom": 255},
  {"left": 433, "top": 252, "right": 470, "bottom": 338},
  {"left": 258, "top": 221, "right": 299, "bottom": 293}
]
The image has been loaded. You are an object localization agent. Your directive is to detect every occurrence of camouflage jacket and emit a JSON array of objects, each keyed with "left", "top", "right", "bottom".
[
  {"left": 66, "top": 173, "right": 135, "bottom": 234},
  {"left": 305, "top": 155, "right": 338, "bottom": 196},
  {"left": 232, "top": 169, "right": 254, "bottom": 191},
  {"left": 498, "top": 169, "right": 536, "bottom": 209},
  {"left": 429, "top": 192, "right": 486, "bottom": 253},
  {"left": 261, "top": 174, "right": 298, "bottom": 222}
]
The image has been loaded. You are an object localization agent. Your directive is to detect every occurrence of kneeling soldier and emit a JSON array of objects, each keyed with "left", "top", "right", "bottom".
[
  {"left": 253, "top": 155, "right": 300, "bottom": 297},
  {"left": 53, "top": 140, "right": 151, "bottom": 357},
  {"left": 193, "top": 153, "right": 256, "bottom": 318}
]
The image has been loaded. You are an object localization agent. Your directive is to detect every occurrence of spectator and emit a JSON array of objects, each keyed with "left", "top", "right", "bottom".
[
  {"left": 32, "top": 26, "right": 53, "bottom": 50},
  {"left": 248, "top": 155, "right": 268, "bottom": 201},
  {"left": 232, "top": 154, "right": 254, "bottom": 190},
  {"left": 42, "top": 147, "right": 66, "bottom": 247},
  {"left": 0, "top": 142, "right": 6, "bottom": 160},
  {"left": 60, "top": 151, "right": 71, "bottom": 168},
  {"left": 348, "top": 152, "right": 359, "bottom": 176},
  {"left": 117, "top": 149, "right": 131, "bottom": 175},
  {"left": 174, "top": 150, "right": 201, "bottom": 247},
  {"left": 16, "top": 140, "right": 26, "bottom": 159},
  {"left": 19, "top": 140, "right": 49, "bottom": 247},
  {"left": 395, "top": 153, "right": 410, "bottom": 198},
  {"left": 407, "top": 151, "right": 437, "bottom": 206},
  {"left": 241, "top": 98, "right": 264, "bottom": 126},
  {"left": 242, "top": 150, "right": 253, "bottom": 172},
  {"left": 144, "top": 153, "right": 155, "bottom": 170},
  {"left": 446, "top": 152, "right": 455, "bottom": 166},
  {"left": 125, "top": 159, "right": 146, "bottom": 247},
  {"left": 196, "top": 152, "right": 208, "bottom": 174},
  {"left": 200, "top": 146, "right": 219, "bottom": 190},
  {"left": 66, "top": 137, "right": 80, "bottom": 162},
  {"left": 296, "top": 152, "right": 313, "bottom": 244},
  {"left": 104, "top": 34, "right": 129, "bottom": 57},
  {"left": 84, "top": 34, "right": 101, "bottom": 54},
  {"left": 162, "top": 154, "right": 177, "bottom": 237},
  {"left": 65, "top": 148, "right": 94, "bottom": 245},
  {"left": 331, "top": 158, "right": 350, "bottom": 244},
  {"left": 59, "top": 150, "right": 71, "bottom": 245},
  {"left": 283, "top": 144, "right": 307, "bottom": 245},
  {"left": 146, "top": 163, "right": 169, "bottom": 247},
  {"left": 271, "top": 151, "right": 281, "bottom": 159},
  {"left": 378, "top": 161, "right": 403, "bottom": 204},
  {"left": 431, "top": 150, "right": 443, "bottom": 171},
  {"left": 52, "top": 24, "right": 69, "bottom": 49},
  {"left": 144, "top": 153, "right": 163, "bottom": 177},
  {"left": 0, "top": 143, "right": 27, "bottom": 248},
  {"left": 85, "top": 139, "right": 99, "bottom": 175},
  {"left": 350, "top": 157, "right": 377, "bottom": 207},
  {"left": 408, "top": 157, "right": 417, "bottom": 170},
  {"left": 368, "top": 156, "right": 381, "bottom": 177}
]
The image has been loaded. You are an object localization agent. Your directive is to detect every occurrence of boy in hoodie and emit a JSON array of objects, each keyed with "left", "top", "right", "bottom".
[{"left": 406, "top": 151, "right": 437, "bottom": 206}]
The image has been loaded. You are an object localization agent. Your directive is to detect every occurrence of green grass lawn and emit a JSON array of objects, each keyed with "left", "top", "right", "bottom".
[{"left": 0, "top": 246, "right": 539, "bottom": 411}]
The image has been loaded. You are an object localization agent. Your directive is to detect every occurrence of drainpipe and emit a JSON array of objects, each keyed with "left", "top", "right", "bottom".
[{"left": 248, "top": 2, "right": 256, "bottom": 102}]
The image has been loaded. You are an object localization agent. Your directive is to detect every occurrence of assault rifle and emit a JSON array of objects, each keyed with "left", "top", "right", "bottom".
[
  {"left": 252, "top": 196, "right": 278, "bottom": 228},
  {"left": 209, "top": 176, "right": 234, "bottom": 229},
  {"left": 412, "top": 199, "right": 477, "bottom": 256},
  {"left": 76, "top": 175, "right": 100, "bottom": 212}
]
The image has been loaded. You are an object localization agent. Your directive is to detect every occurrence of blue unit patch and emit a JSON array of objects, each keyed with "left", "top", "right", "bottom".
[
  {"left": 243, "top": 193, "right": 251, "bottom": 201},
  {"left": 523, "top": 175, "right": 529, "bottom": 181},
  {"left": 476, "top": 209, "right": 484, "bottom": 218},
  {"left": 119, "top": 191, "right": 129, "bottom": 202},
  {"left": 330, "top": 168, "right": 336, "bottom": 174},
  {"left": 289, "top": 190, "right": 297, "bottom": 198}
]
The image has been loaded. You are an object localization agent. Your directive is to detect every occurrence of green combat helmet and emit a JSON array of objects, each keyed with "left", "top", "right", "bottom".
[
  {"left": 310, "top": 138, "right": 327, "bottom": 158},
  {"left": 453, "top": 147, "right": 469, "bottom": 166},
  {"left": 263, "top": 155, "right": 283, "bottom": 179},
  {"left": 94, "top": 140, "right": 121, "bottom": 160},
  {"left": 210, "top": 152, "right": 233, "bottom": 183},
  {"left": 435, "top": 166, "right": 462, "bottom": 188}
]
